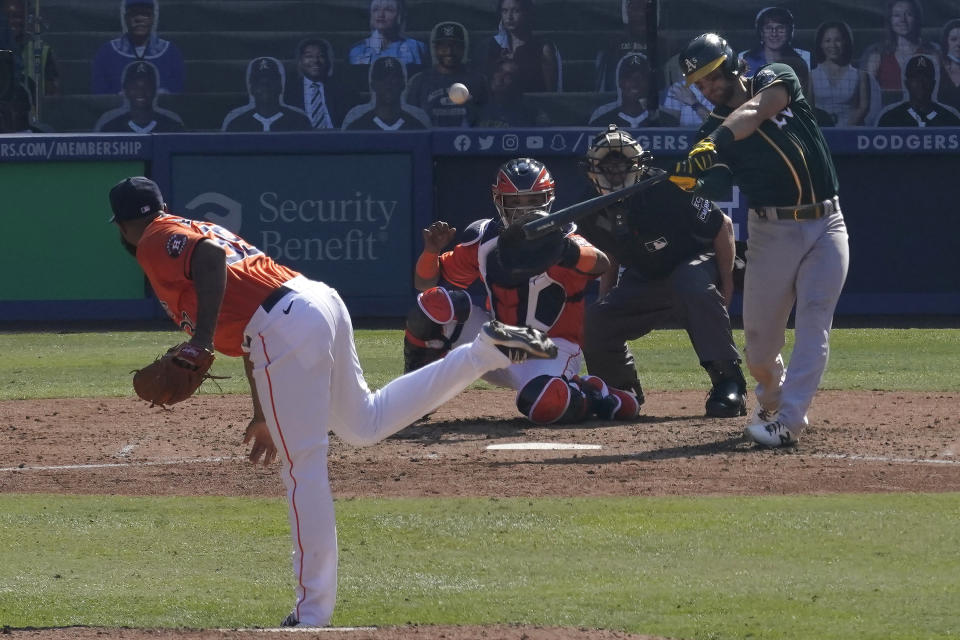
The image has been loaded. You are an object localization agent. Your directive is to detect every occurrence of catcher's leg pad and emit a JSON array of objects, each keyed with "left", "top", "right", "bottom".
[
  {"left": 404, "top": 287, "right": 472, "bottom": 373},
  {"left": 516, "top": 374, "right": 588, "bottom": 425},
  {"left": 573, "top": 374, "right": 641, "bottom": 420}
]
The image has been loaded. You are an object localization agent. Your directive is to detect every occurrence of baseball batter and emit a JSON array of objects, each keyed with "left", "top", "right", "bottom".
[
  {"left": 405, "top": 158, "right": 642, "bottom": 424},
  {"left": 671, "top": 34, "right": 850, "bottom": 447},
  {"left": 108, "top": 176, "right": 557, "bottom": 627}
]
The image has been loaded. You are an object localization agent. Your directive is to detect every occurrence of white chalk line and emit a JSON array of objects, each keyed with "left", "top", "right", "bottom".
[
  {"left": 811, "top": 453, "right": 960, "bottom": 466},
  {"left": 2, "top": 452, "right": 958, "bottom": 474},
  {"left": 0, "top": 456, "right": 246, "bottom": 473}
]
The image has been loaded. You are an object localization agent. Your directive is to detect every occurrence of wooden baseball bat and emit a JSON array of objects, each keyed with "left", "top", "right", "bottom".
[{"left": 521, "top": 167, "right": 668, "bottom": 239}]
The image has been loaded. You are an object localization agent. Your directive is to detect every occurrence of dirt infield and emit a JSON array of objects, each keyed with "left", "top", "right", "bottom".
[{"left": 2, "top": 389, "right": 959, "bottom": 639}]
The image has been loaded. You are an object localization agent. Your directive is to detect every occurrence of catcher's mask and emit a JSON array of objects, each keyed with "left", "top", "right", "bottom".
[
  {"left": 492, "top": 157, "right": 556, "bottom": 226},
  {"left": 583, "top": 124, "right": 653, "bottom": 194}
]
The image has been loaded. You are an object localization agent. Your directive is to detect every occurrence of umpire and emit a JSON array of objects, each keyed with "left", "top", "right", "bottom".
[{"left": 577, "top": 124, "right": 747, "bottom": 417}]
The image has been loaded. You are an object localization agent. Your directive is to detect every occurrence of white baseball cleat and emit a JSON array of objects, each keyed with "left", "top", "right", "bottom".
[
  {"left": 746, "top": 404, "right": 779, "bottom": 428},
  {"left": 480, "top": 320, "right": 558, "bottom": 363},
  {"left": 744, "top": 420, "right": 798, "bottom": 448}
]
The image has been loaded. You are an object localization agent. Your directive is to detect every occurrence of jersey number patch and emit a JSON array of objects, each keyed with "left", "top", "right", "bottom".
[
  {"left": 769, "top": 107, "right": 794, "bottom": 129},
  {"left": 195, "top": 221, "right": 263, "bottom": 265}
]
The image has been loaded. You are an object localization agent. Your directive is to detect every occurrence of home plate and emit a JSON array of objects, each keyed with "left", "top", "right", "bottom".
[
  {"left": 225, "top": 627, "right": 376, "bottom": 633},
  {"left": 486, "top": 442, "right": 602, "bottom": 451}
]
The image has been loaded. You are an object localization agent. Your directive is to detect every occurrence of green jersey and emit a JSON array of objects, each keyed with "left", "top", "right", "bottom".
[{"left": 696, "top": 63, "right": 839, "bottom": 207}]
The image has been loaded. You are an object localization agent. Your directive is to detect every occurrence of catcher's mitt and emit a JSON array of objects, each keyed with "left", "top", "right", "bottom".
[
  {"left": 489, "top": 210, "right": 570, "bottom": 287},
  {"left": 133, "top": 342, "right": 216, "bottom": 407}
]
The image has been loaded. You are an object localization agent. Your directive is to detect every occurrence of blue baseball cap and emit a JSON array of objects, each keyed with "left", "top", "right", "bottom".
[{"left": 109, "top": 176, "right": 163, "bottom": 222}]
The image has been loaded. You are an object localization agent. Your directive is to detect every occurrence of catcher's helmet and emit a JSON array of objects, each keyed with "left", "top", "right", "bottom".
[
  {"left": 492, "top": 157, "right": 556, "bottom": 226},
  {"left": 678, "top": 33, "right": 739, "bottom": 85},
  {"left": 583, "top": 124, "right": 653, "bottom": 194}
]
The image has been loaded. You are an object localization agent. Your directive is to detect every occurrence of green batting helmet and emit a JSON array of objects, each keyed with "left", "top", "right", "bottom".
[{"left": 678, "top": 33, "right": 739, "bottom": 85}]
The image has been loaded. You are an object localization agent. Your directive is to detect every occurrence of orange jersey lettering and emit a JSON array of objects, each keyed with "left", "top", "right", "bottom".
[{"left": 137, "top": 214, "right": 300, "bottom": 356}]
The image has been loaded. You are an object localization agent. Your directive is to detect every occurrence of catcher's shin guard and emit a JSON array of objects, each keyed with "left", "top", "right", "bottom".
[
  {"left": 703, "top": 359, "right": 748, "bottom": 417},
  {"left": 404, "top": 287, "right": 472, "bottom": 373},
  {"left": 573, "top": 375, "right": 641, "bottom": 420},
  {"left": 516, "top": 375, "right": 589, "bottom": 425}
]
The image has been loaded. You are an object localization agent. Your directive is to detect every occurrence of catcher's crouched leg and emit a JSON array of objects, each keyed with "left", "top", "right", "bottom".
[
  {"left": 515, "top": 375, "right": 589, "bottom": 425},
  {"left": 404, "top": 287, "right": 472, "bottom": 373},
  {"left": 572, "top": 374, "right": 641, "bottom": 420}
]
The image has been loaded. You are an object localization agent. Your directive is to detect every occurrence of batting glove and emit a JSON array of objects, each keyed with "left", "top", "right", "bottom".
[{"left": 670, "top": 126, "right": 733, "bottom": 192}]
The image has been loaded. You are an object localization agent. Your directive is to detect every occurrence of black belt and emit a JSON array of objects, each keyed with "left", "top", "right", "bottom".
[
  {"left": 752, "top": 196, "right": 839, "bottom": 221},
  {"left": 260, "top": 285, "right": 294, "bottom": 312}
]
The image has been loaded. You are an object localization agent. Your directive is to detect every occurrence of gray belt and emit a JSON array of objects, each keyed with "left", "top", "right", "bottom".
[{"left": 750, "top": 195, "right": 839, "bottom": 221}]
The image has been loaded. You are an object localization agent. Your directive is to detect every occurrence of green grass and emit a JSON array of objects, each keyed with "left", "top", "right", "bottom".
[
  {"left": 2, "top": 328, "right": 959, "bottom": 400},
  {"left": 1, "top": 494, "right": 958, "bottom": 638},
  {"left": 2, "top": 328, "right": 959, "bottom": 637}
]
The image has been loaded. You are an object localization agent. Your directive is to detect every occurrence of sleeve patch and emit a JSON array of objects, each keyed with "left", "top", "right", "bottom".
[
  {"left": 691, "top": 196, "right": 711, "bottom": 222},
  {"left": 753, "top": 68, "right": 778, "bottom": 91},
  {"left": 166, "top": 234, "right": 188, "bottom": 257}
]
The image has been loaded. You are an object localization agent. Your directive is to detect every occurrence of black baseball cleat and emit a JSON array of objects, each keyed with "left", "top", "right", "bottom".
[
  {"left": 280, "top": 612, "right": 300, "bottom": 627},
  {"left": 703, "top": 360, "right": 748, "bottom": 418},
  {"left": 480, "top": 320, "right": 558, "bottom": 363}
]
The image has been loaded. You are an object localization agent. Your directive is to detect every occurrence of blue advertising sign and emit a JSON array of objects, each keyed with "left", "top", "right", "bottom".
[
  {"left": 169, "top": 153, "right": 413, "bottom": 305},
  {"left": 0, "top": 134, "right": 150, "bottom": 163}
]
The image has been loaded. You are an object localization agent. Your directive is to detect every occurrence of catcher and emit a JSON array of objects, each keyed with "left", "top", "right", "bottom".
[
  {"left": 405, "top": 157, "right": 642, "bottom": 424},
  {"left": 109, "top": 176, "right": 558, "bottom": 627}
]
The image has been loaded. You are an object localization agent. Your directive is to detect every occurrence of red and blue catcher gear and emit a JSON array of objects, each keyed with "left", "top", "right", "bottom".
[
  {"left": 516, "top": 374, "right": 589, "bottom": 425},
  {"left": 492, "top": 157, "right": 556, "bottom": 226},
  {"left": 573, "top": 375, "right": 641, "bottom": 420},
  {"left": 436, "top": 217, "right": 593, "bottom": 345},
  {"left": 403, "top": 287, "right": 473, "bottom": 372}
]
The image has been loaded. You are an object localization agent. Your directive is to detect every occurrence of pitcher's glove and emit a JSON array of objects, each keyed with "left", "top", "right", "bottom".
[{"left": 133, "top": 342, "right": 216, "bottom": 407}]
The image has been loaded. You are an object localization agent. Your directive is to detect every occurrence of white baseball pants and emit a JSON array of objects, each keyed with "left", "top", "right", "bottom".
[
  {"left": 446, "top": 302, "right": 583, "bottom": 390},
  {"left": 743, "top": 208, "right": 849, "bottom": 433},
  {"left": 243, "top": 276, "right": 513, "bottom": 626}
]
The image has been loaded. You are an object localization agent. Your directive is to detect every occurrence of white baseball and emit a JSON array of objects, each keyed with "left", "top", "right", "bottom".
[{"left": 447, "top": 82, "right": 470, "bottom": 105}]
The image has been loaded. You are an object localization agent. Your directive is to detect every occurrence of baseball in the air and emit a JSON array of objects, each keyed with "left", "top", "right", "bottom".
[{"left": 447, "top": 82, "right": 470, "bottom": 105}]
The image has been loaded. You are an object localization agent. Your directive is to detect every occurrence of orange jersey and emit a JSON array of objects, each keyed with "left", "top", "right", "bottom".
[
  {"left": 438, "top": 218, "right": 594, "bottom": 345},
  {"left": 137, "top": 214, "right": 300, "bottom": 356}
]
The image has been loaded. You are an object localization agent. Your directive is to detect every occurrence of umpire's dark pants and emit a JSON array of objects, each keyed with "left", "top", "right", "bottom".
[{"left": 583, "top": 252, "right": 741, "bottom": 389}]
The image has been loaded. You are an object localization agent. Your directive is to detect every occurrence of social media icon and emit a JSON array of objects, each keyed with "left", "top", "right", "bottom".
[
  {"left": 502, "top": 134, "right": 519, "bottom": 151},
  {"left": 550, "top": 134, "right": 567, "bottom": 151},
  {"left": 525, "top": 136, "right": 544, "bottom": 149},
  {"left": 478, "top": 135, "right": 494, "bottom": 150},
  {"left": 454, "top": 134, "right": 471, "bottom": 151}
]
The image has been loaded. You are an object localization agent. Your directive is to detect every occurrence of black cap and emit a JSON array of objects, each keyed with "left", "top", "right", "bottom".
[
  {"left": 250, "top": 56, "right": 282, "bottom": 79},
  {"left": 123, "top": 60, "right": 157, "bottom": 84},
  {"left": 433, "top": 21, "right": 466, "bottom": 43},
  {"left": 109, "top": 176, "right": 163, "bottom": 222},
  {"left": 905, "top": 54, "right": 935, "bottom": 78},
  {"left": 371, "top": 56, "right": 405, "bottom": 80},
  {"left": 619, "top": 53, "right": 650, "bottom": 80}
]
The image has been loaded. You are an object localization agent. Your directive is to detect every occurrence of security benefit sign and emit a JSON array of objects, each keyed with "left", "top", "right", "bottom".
[{"left": 170, "top": 154, "right": 411, "bottom": 297}]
